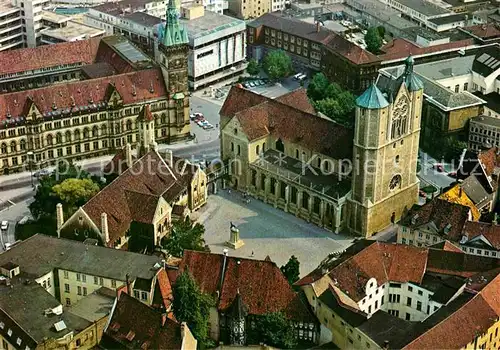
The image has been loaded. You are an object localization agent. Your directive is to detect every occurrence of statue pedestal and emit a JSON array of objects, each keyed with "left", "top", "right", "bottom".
[{"left": 226, "top": 226, "right": 244, "bottom": 250}]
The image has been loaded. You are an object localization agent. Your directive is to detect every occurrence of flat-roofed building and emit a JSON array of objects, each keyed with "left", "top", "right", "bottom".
[
  {"left": 379, "top": 0, "right": 453, "bottom": 28},
  {"left": 39, "top": 11, "right": 105, "bottom": 45},
  {"left": 0, "top": 0, "right": 23, "bottom": 52}
]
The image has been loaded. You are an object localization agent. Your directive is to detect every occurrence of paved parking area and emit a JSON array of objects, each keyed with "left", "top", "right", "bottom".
[{"left": 193, "top": 191, "right": 354, "bottom": 277}]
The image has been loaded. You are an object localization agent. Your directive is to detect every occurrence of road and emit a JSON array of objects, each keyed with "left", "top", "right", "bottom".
[
  {"left": 0, "top": 96, "right": 223, "bottom": 244},
  {"left": 417, "top": 150, "right": 455, "bottom": 192}
]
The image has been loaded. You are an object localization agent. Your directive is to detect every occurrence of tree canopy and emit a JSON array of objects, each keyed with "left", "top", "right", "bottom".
[
  {"left": 52, "top": 178, "right": 100, "bottom": 209},
  {"left": 262, "top": 50, "right": 293, "bottom": 82},
  {"left": 247, "top": 58, "right": 260, "bottom": 76},
  {"left": 307, "top": 73, "right": 356, "bottom": 128},
  {"left": 280, "top": 255, "right": 300, "bottom": 285},
  {"left": 162, "top": 216, "right": 207, "bottom": 257},
  {"left": 172, "top": 270, "right": 215, "bottom": 348},
  {"left": 249, "top": 312, "right": 297, "bottom": 349},
  {"left": 365, "top": 27, "right": 383, "bottom": 54}
]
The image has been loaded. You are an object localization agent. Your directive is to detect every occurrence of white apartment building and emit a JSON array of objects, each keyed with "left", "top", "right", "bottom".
[
  {"left": 178, "top": 9, "right": 246, "bottom": 90},
  {"left": 0, "top": 0, "right": 23, "bottom": 51},
  {"left": 12, "top": 0, "right": 50, "bottom": 47},
  {"left": 181, "top": 0, "right": 224, "bottom": 14},
  {"left": 379, "top": 0, "right": 452, "bottom": 29},
  {"left": 85, "top": 0, "right": 167, "bottom": 36}
]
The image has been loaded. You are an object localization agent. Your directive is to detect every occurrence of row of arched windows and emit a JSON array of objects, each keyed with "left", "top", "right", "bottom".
[{"left": 0, "top": 140, "right": 27, "bottom": 154}]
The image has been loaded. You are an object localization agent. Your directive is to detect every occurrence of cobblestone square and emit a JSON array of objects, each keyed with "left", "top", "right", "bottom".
[{"left": 193, "top": 191, "right": 354, "bottom": 277}]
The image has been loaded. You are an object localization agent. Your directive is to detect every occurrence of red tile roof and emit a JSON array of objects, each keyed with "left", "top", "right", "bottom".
[
  {"left": 379, "top": 38, "right": 474, "bottom": 62},
  {"left": 323, "top": 35, "right": 380, "bottom": 65},
  {"left": 275, "top": 88, "right": 316, "bottom": 114},
  {"left": 477, "top": 147, "right": 500, "bottom": 177},
  {"left": 297, "top": 241, "right": 499, "bottom": 300},
  {"left": 156, "top": 268, "right": 173, "bottom": 311},
  {"left": 0, "top": 38, "right": 101, "bottom": 76},
  {"left": 463, "top": 221, "right": 500, "bottom": 250},
  {"left": 463, "top": 23, "right": 500, "bottom": 40},
  {"left": 175, "top": 250, "right": 315, "bottom": 322},
  {"left": 222, "top": 86, "right": 353, "bottom": 159},
  {"left": 430, "top": 240, "right": 464, "bottom": 253},
  {"left": 79, "top": 150, "right": 193, "bottom": 245},
  {"left": 0, "top": 68, "right": 166, "bottom": 127},
  {"left": 403, "top": 273, "right": 500, "bottom": 349},
  {"left": 104, "top": 293, "right": 182, "bottom": 350}
]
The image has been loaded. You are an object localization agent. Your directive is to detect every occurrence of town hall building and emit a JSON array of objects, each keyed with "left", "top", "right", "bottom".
[{"left": 220, "top": 56, "right": 423, "bottom": 237}]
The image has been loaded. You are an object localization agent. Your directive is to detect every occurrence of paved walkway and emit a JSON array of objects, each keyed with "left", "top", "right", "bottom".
[{"left": 193, "top": 190, "right": 354, "bottom": 277}]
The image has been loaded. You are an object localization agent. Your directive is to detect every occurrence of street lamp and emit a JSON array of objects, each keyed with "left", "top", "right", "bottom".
[{"left": 27, "top": 151, "right": 34, "bottom": 188}]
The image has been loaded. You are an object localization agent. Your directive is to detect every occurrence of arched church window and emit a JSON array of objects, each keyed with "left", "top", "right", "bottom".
[
  {"left": 391, "top": 96, "right": 409, "bottom": 139},
  {"left": 389, "top": 175, "right": 402, "bottom": 191}
]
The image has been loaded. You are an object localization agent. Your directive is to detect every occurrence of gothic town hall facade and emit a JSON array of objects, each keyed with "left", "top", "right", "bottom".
[{"left": 221, "top": 57, "right": 423, "bottom": 237}]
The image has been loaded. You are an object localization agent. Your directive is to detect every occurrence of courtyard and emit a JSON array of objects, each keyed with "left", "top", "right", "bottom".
[{"left": 193, "top": 190, "right": 354, "bottom": 277}]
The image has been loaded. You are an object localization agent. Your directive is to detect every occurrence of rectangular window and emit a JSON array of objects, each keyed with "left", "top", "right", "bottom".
[
  {"left": 100, "top": 277, "right": 104, "bottom": 285},
  {"left": 82, "top": 274, "right": 86, "bottom": 283},
  {"left": 64, "top": 283, "right": 70, "bottom": 293},
  {"left": 417, "top": 301, "right": 422, "bottom": 311},
  {"left": 111, "top": 280, "right": 116, "bottom": 288},
  {"left": 389, "top": 282, "right": 401, "bottom": 288},
  {"left": 418, "top": 290, "right": 423, "bottom": 296},
  {"left": 134, "top": 290, "right": 140, "bottom": 299},
  {"left": 408, "top": 286, "right": 413, "bottom": 292},
  {"left": 66, "top": 298, "right": 71, "bottom": 306},
  {"left": 406, "top": 313, "right": 411, "bottom": 321},
  {"left": 77, "top": 286, "right": 82, "bottom": 295},
  {"left": 94, "top": 276, "right": 98, "bottom": 285},
  {"left": 407, "top": 297, "right": 412, "bottom": 306},
  {"left": 83, "top": 287, "right": 87, "bottom": 296},
  {"left": 76, "top": 273, "right": 81, "bottom": 281},
  {"left": 64, "top": 271, "right": 69, "bottom": 279},
  {"left": 141, "top": 291, "right": 148, "bottom": 300}
]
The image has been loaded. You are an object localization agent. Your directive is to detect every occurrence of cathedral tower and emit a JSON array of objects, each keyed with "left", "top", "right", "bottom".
[
  {"left": 157, "top": 0, "right": 191, "bottom": 142},
  {"left": 347, "top": 56, "right": 424, "bottom": 237}
]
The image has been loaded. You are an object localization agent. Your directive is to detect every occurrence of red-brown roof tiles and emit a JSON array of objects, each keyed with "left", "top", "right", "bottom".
[
  {"left": 323, "top": 35, "right": 381, "bottom": 65},
  {"left": 0, "top": 38, "right": 101, "bottom": 76},
  {"left": 82, "top": 150, "right": 189, "bottom": 244},
  {"left": 477, "top": 147, "right": 500, "bottom": 177},
  {"left": 379, "top": 38, "right": 474, "bottom": 62},
  {"left": 463, "top": 23, "right": 500, "bottom": 40},
  {"left": 463, "top": 221, "right": 500, "bottom": 250},
  {"left": 426, "top": 249, "right": 499, "bottom": 278},
  {"left": 403, "top": 273, "right": 500, "bottom": 349},
  {"left": 175, "top": 250, "right": 315, "bottom": 322},
  {"left": 223, "top": 86, "right": 353, "bottom": 159},
  {"left": 104, "top": 293, "right": 182, "bottom": 349},
  {"left": 275, "top": 88, "right": 317, "bottom": 115},
  {"left": 0, "top": 68, "right": 166, "bottom": 125}
]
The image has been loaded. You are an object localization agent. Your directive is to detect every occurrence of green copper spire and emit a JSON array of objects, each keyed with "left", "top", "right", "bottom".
[{"left": 162, "top": 0, "right": 189, "bottom": 47}]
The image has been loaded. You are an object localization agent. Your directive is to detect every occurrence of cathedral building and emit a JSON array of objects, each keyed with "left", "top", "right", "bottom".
[
  {"left": 220, "top": 57, "right": 423, "bottom": 237},
  {"left": 0, "top": 0, "right": 190, "bottom": 175}
]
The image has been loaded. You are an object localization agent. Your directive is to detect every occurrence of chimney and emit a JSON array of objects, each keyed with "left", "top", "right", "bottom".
[
  {"left": 126, "top": 274, "right": 131, "bottom": 295},
  {"left": 125, "top": 143, "right": 133, "bottom": 168},
  {"left": 459, "top": 186, "right": 463, "bottom": 197},
  {"left": 56, "top": 203, "right": 64, "bottom": 238},
  {"left": 101, "top": 212, "right": 110, "bottom": 245},
  {"left": 316, "top": 21, "right": 320, "bottom": 33},
  {"left": 383, "top": 340, "right": 389, "bottom": 349}
]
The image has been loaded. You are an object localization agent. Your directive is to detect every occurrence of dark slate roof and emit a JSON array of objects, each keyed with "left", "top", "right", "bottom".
[
  {"left": 247, "top": 12, "right": 333, "bottom": 44},
  {"left": 420, "top": 274, "right": 465, "bottom": 304},
  {"left": 473, "top": 92, "right": 500, "bottom": 114},
  {"left": 123, "top": 12, "right": 163, "bottom": 27},
  {"left": 0, "top": 234, "right": 162, "bottom": 281},
  {"left": 356, "top": 83, "right": 389, "bottom": 109},
  {"left": 318, "top": 287, "right": 366, "bottom": 326},
  {"left": 357, "top": 310, "right": 414, "bottom": 348},
  {"left": 428, "top": 13, "right": 468, "bottom": 25},
  {"left": 0, "top": 277, "right": 91, "bottom": 347},
  {"left": 472, "top": 45, "right": 500, "bottom": 77}
]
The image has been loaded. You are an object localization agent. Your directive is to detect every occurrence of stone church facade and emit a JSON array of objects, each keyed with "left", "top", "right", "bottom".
[{"left": 220, "top": 57, "right": 423, "bottom": 237}]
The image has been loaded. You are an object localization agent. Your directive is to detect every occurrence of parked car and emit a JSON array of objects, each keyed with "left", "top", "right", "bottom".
[
  {"left": 1, "top": 221, "right": 8, "bottom": 231},
  {"left": 194, "top": 112, "right": 204, "bottom": 118},
  {"left": 418, "top": 190, "right": 427, "bottom": 198},
  {"left": 361, "top": 29, "right": 367, "bottom": 35},
  {"left": 297, "top": 73, "right": 307, "bottom": 81},
  {"left": 34, "top": 169, "right": 51, "bottom": 178},
  {"left": 189, "top": 114, "right": 196, "bottom": 120},
  {"left": 243, "top": 82, "right": 250, "bottom": 88},
  {"left": 293, "top": 73, "right": 302, "bottom": 80}
]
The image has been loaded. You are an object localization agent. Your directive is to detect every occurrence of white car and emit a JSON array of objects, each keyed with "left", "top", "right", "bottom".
[{"left": 1, "top": 221, "right": 8, "bottom": 231}]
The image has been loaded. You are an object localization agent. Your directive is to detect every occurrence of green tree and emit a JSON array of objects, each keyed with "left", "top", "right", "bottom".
[
  {"left": 365, "top": 27, "right": 382, "bottom": 54},
  {"left": 444, "top": 137, "right": 467, "bottom": 164},
  {"left": 247, "top": 58, "right": 260, "bottom": 76},
  {"left": 262, "top": 50, "right": 293, "bottom": 82},
  {"left": 52, "top": 178, "right": 100, "bottom": 209},
  {"left": 173, "top": 270, "right": 215, "bottom": 348},
  {"left": 313, "top": 95, "right": 355, "bottom": 128},
  {"left": 280, "top": 255, "right": 300, "bottom": 285},
  {"left": 162, "top": 216, "right": 206, "bottom": 257},
  {"left": 249, "top": 312, "right": 297, "bottom": 349},
  {"left": 377, "top": 25, "right": 386, "bottom": 38},
  {"left": 307, "top": 72, "right": 330, "bottom": 101}
]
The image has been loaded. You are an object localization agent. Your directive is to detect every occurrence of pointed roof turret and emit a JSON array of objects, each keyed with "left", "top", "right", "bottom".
[
  {"left": 137, "top": 104, "right": 154, "bottom": 121},
  {"left": 162, "top": 0, "right": 189, "bottom": 47},
  {"left": 356, "top": 83, "right": 389, "bottom": 109},
  {"left": 402, "top": 55, "right": 424, "bottom": 92}
]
